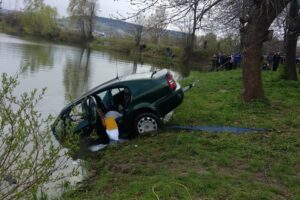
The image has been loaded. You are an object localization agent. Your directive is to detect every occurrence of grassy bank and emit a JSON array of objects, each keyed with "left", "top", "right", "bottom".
[
  {"left": 90, "top": 37, "right": 185, "bottom": 61},
  {"left": 62, "top": 70, "right": 300, "bottom": 200},
  {"left": 90, "top": 37, "right": 213, "bottom": 64}
]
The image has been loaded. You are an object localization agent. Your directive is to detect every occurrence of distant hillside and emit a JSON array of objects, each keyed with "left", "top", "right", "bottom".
[
  {"left": 1, "top": 9, "right": 185, "bottom": 39},
  {"left": 0, "top": 9, "right": 14, "bottom": 15},
  {"left": 94, "top": 16, "right": 138, "bottom": 36},
  {"left": 58, "top": 16, "right": 185, "bottom": 39}
]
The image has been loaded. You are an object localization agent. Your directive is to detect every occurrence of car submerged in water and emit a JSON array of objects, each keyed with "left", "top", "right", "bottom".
[{"left": 52, "top": 69, "right": 191, "bottom": 143}]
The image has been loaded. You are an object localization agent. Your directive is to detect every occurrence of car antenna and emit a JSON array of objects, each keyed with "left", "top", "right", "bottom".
[{"left": 115, "top": 61, "right": 119, "bottom": 79}]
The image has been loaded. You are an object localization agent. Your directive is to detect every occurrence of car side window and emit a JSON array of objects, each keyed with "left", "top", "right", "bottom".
[
  {"left": 97, "top": 90, "right": 108, "bottom": 99},
  {"left": 95, "top": 87, "right": 131, "bottom": 112},
  {"left": 97, "top": 90, "right": 113, "bottom": 111},
  {"left": 111, "top": 88, "right": 124, "bottom": 96}
]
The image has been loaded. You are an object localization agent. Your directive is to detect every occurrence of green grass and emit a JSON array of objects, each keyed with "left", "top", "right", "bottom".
[{"left": 62, "top": 70, "right": 300, "bottom": 200}]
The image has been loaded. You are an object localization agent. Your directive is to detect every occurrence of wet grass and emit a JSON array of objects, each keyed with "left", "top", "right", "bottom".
[{"left": 62, "top": 70, "right": 300, "bottom": 200}]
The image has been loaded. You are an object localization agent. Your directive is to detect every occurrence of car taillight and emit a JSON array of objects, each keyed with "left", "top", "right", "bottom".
[{"left": 166, "top": 73, "right": 177, "bottom": 90}]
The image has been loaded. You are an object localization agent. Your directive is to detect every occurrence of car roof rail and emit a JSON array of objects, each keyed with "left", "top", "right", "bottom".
[
  {"left": 151, "top": 69, "right": 169, "bottom": 79},
  {"left": 151, "top": 70, "right": 157, "bottom": 78}
]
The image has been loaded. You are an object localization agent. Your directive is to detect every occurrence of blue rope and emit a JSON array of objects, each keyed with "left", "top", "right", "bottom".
[{"left": 166, "top": 125, "right": 269, "bottom": 134}]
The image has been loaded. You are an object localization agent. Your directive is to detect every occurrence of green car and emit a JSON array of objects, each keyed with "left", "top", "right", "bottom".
[{"left": 52, "top": 69, "right": 188, "bottom": 143}]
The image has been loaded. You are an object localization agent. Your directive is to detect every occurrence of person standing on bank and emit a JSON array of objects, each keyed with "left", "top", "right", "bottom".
[
  {"left": 273, "top": 52, "right": 281, "bottom": 71},
  {"left": 267, "top": 52, "right": 273, "bottom": 69}
]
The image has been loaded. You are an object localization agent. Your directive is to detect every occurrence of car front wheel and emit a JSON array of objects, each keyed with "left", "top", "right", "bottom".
[{"left": 134, "top": 113, "right": 160, "bottom": 135}]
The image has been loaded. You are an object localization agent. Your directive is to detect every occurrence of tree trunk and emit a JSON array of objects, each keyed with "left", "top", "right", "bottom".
[
  {"left": 191, "top": 24, "right": 196, "bottom": 51},
  {"left": 283, "top": 0, "right": 299, "bottom": 81},
  {"left": 241, "top": 24, "right": 265, "bottom": 102},
  {"left": 135, "top": 26, "right": 143, "bottom": 47},
  {"left": 240, "top": 0, "right": 290, "bottom": 102},
  {"left": 79, "top": 17, "right": 86, "bottom": 40},
  {"left": 284, "top": 34, "right": 298, "bottom": 80},
  {"left": 88, "top": 18, "right": 93, "bottom": 41},
  {"left": 157, "top": 35, "right": 160, "bottom": 50},
  {"left": 190, "top": 0, "right": 198, "bottom": 51},
  {"left": 135, "top": 33, "right": 141, "bottom": 47}
]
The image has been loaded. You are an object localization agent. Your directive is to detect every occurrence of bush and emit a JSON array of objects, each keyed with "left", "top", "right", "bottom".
[
  {"left": 20, "top": 5, "right": 58, "bottom": 37},
  {"left": 0, "top": 73, "right": 72, "bottom": 199}
]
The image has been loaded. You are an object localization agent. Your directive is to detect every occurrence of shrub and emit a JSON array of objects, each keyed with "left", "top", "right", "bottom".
[{"left": 0, "top": 73, "right": 73, "bottom": 199}]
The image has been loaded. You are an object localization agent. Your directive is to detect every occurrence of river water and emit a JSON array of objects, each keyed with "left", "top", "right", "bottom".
[
  {"left": 0, "top": 33, "right": 179, "bottom": 116},
  {"left": 0, "top": 32, "right": 208, "bottom": 197}
]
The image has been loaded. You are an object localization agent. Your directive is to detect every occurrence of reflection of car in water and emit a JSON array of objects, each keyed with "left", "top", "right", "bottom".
[{"left": 52, "top": 69, "right": 185, "bottom": 143}]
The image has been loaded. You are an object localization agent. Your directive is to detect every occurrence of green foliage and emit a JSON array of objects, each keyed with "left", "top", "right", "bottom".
[
  {"left": 56, "top": 115, "right": 81, "bottom": 157},
  {"left": 198, "top": 33, "right": 240, "bottom": 55},
  {"left": 199, "top": 32, "right": 218, "bottom": 53},
  {"left": 91, "top": 37, "right": 135, "bottom": 53},
  {"left": 0, "top": 73, "right": 66, "bottom": 199},
  {"left": 20, "top": 5, "right": 58, "bottom": 37},
  {"left": 0, "top": 12, "right": 22, "bottom": 33},
  {"left": 62, "top": 70, "right": 300, "bottom": 199}
]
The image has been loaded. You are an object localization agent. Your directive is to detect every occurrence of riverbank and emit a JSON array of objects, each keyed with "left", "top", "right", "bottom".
[
  {"left": 90, "top": 37, "right": 184, "bottom": 61},
  {"left": 0, "top": 23, "right": 85, "bottom": 46},
  {"left": 0, "top": 18, "right": 210, "bottom": 65},
  {"left": 90, "top": 37, "right": 212, "bottom": 64},
  {"left": 62, "top": 69, "right": 300, "bottom": 199}
]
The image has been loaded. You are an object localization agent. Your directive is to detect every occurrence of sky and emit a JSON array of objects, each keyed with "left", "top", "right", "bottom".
[{"left": 2, "top": 0, "right": 134, "bottom": 18}]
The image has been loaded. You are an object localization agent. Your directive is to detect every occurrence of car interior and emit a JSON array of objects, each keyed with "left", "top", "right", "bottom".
[
  {"left": 69, "top": 87, "right": 131, "bottom": 137},
  {"left": 98, "top": 87, "right": 131, "bottom": 113}
]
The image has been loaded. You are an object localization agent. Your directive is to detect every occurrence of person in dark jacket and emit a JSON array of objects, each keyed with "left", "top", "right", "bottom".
[
  {"left": 233, "top": 53, "right": 241, "bottom": 69},
  {"left": 273, "top": 52, "right": 281, "bottom": 71},
  {"left": 267, "top": 52, "right": 273, "bottom": 69},
  {"left": 220, "top": 53, "right": 227, "bottom": 70}
]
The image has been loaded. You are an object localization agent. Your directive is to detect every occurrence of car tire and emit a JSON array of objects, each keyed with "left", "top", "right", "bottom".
[{"left": 133, "top": 113, "right": 160, "bottom": 135}]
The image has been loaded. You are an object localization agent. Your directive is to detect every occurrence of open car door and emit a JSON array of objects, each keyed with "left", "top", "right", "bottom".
[{"left": 73, "top": 96, "right": 98, "bottom": 133}]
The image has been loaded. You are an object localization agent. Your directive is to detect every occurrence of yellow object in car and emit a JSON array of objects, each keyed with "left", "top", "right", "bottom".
[
  {"left": 104, "top": 117, "right": 119, "bottom": 141},
  {"left": 104, "top": 117, "right": 118, "bottom": 130}
]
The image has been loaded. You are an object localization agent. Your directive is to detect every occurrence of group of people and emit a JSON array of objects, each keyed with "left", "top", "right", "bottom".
[
  {"left": 211, "top": 51, "right": 300, "bottom": 72},
  {"left": 262, "top": 52, "right": 283, "bottom": 71},
  {"left": 211, "top": 53, "right": 241, "bottom": 71}
]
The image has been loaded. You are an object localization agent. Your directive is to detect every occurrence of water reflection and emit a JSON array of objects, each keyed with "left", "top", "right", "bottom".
[
  {"left": 63, "top": 48, "right": 91, "bottom": 100},
  {"left": 20, "top": 43, "right": 54, "bottom": 75},
  {"left": 132, "top": 55, "right": 145, "bottom": 74}
]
